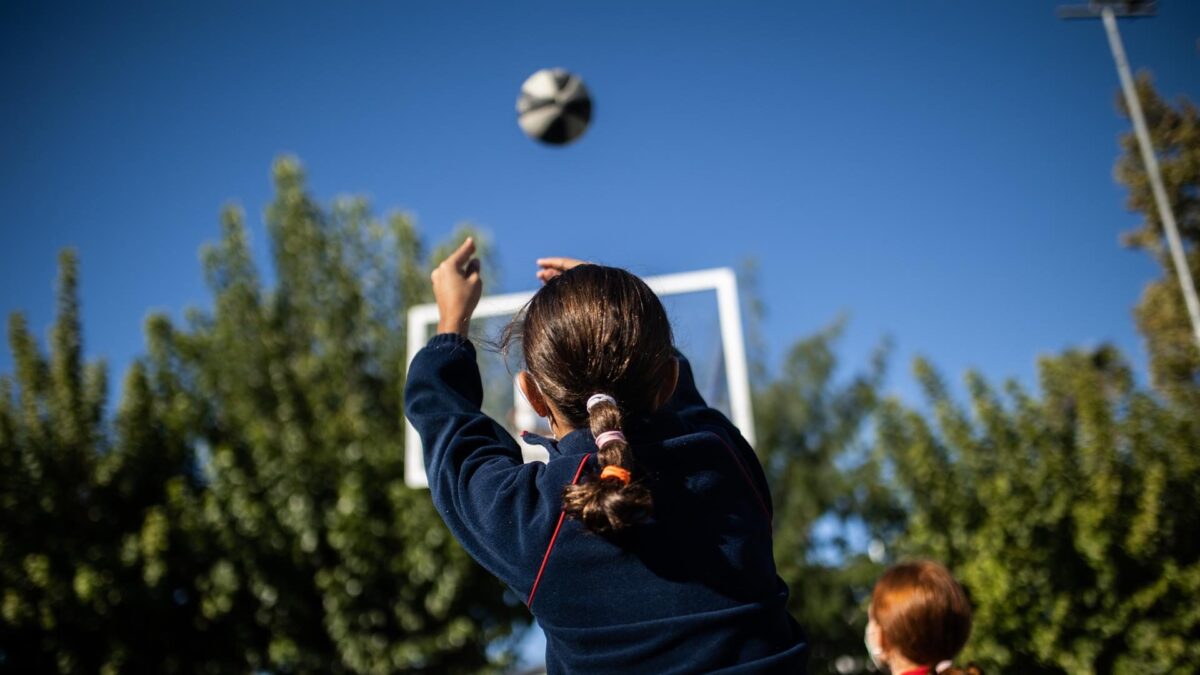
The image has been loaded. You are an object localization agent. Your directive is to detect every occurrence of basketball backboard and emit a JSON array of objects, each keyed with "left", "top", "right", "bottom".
[{"left": 404, "top": 267, "right": 754, "bottom": 488}]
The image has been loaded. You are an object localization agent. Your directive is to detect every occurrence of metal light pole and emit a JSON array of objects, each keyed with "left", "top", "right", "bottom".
[{"left": 1059, "top": 0, "right": 1200, "bottom": 352}]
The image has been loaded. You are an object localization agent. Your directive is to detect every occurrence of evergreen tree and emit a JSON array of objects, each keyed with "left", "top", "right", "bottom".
[
  {"left": 853, "top": 74, "right": 1200, "bottom": 675},
  {"left": 0, "top": 250, "right": 112, "bottom": 673},
  {"left": 0, "top": 251, "right": 243, "bottom": 673},
  {"left": 0, "top": 159, "right": 524, "bottom": 674},
  {"left": 753, "top": 320, "right": 901, "bottom": 673},
  {"left": 151, "top": 157, "right": 521, "bottom": 673},
  {"left": 1115, "top": 74, "right": 1200, "bottom": 410},
  {"left": 874, "top": 347, "right": 1199, "bottom": 674}
]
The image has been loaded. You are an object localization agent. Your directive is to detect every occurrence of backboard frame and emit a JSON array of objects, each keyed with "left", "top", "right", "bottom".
[{"left": 405, "top": 267, "right": 754, "bottom": 488}]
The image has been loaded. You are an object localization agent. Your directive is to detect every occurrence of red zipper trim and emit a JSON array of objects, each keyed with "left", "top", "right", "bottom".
[{"left": 527, "top": 452, "right": 592, "bottom": 608}]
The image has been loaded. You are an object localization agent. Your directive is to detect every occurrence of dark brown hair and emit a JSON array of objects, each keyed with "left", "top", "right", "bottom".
[
  {"left": 503, "top": 265, "right": 674, "bottom": 535},
  {"left": 871, "top": 560, "right": 981, "bottom": 674}
]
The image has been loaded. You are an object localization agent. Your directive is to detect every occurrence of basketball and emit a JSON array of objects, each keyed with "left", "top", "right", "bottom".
[{"left": 516, "top": 68, "right": 592, "bottom": 146}]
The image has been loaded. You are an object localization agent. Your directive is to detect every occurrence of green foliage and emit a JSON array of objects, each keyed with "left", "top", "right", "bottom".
[
  {"left": 1, "top": 251, "right": 242, "bottom": 673},
  {"left": 760, "top": 77, "right": 1200, "bottom": 674},
  {"left": 1115, "top": 73, "right": 1200, "bottom": 410},
  {"left": 875, "top": 346, "right": 1200, "bottom": 673},
  {"left": 0, "top": 158, "right": 522, "bottom": 673},
  {"left": 754, "top": 319, "right": 900, "bottom": 672},
  {"left": 170, "top": 157, "right": 518, "bottom": 673}
]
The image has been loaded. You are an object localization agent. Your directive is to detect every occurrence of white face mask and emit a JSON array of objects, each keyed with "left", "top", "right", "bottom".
[{"left": 864, "top": 618, "right": 886, "bottom": 671}]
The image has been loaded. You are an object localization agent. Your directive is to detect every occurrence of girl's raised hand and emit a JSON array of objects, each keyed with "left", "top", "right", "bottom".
[
  {"left": 433, "top": 237, "right": 483, "bottom": 336},
  {"left": 536, "top": 257, "right": 588, "bottom": 284}
]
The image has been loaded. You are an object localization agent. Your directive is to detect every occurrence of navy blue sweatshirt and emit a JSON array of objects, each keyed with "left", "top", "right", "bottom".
[{"left": 404, "top": 333, "right": 808, "bottom": 674}]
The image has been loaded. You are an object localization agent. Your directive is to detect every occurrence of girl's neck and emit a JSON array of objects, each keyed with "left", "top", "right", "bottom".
[{"left": 545, "top": 403, "right": 574, "bottom": 440}]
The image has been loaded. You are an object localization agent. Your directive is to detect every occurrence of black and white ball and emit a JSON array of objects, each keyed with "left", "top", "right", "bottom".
[{"left": 516, "top": 68, "right": 592, "bottom": 146}]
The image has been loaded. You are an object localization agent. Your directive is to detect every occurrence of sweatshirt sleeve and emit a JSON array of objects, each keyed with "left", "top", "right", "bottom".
[
  {"left": 666, "top": 346, "right": 745, "bottom": 434},
  {"left": 667, "top": 347, "right": 774, "bottom": 520},
  {"left": 403, "top": 333, "right": 572, "bottom": 593}
]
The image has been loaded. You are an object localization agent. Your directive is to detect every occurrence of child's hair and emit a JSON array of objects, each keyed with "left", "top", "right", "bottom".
[
  {"left": 503, "top": 265, "right": 675, "bottom": 535},
  {"left": 871, "top": 560, "right": 982, "bottom": 675}
]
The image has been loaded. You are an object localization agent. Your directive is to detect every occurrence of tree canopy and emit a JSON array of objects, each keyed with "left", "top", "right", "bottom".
[
  {"left": 1, "top": 159, "right": 520, "bottom": 674},
  {"left": 1116, "top": 74, "right": 1200, "bottom": 410}
]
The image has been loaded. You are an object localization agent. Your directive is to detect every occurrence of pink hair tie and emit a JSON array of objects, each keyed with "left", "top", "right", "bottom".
[{"left": 594, "top": 430, "right": 626, "bottom": 448}]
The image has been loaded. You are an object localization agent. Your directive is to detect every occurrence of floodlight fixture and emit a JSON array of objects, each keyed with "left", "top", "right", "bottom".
[{"left": 1057, "top": 1, "right": 1157, "bottom": 20}]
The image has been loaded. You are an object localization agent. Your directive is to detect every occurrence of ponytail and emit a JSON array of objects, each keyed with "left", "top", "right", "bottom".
[
  {"left": 561, "top": 395, "right": 652, "bottom": 535},
  {"left": 506, "top": 264, "right": 673, "bottom": 535},
  {"left": 942, "top": 665, "right": 984, "bottom": 675}
]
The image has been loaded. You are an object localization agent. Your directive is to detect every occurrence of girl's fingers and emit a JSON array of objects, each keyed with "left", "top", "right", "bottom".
[
  {"left": 536, "top": 257, "right": 580, "bottom": 271},
  {"left": 536, "top": 257, "right": 587, "bottom": 284},
  {"left": 447, "top": 237, "right": 476, "bottom": 268}
]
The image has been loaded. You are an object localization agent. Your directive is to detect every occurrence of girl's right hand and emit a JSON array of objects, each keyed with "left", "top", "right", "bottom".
[
  {"left": 432, "top": 237, "right": 482, "bottom": 336},
  {"left": 536, "top": 257, "right": 588, "bottom": 284}
]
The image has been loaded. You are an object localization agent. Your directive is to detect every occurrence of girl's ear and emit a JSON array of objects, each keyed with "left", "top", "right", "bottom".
[
  {"left": 653, "top": 358, "right": 679, "bottom": 410},
  {"left": 517, "top": 371, "right": 551, "bottom": 417}
]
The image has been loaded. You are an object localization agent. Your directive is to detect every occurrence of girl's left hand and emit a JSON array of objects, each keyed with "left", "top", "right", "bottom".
[
  {"left": 432, "top": 237, "right": 482, "bottom": 336},
  {"left": 536, "top": 256, "right": 588, "bottom": 284}
]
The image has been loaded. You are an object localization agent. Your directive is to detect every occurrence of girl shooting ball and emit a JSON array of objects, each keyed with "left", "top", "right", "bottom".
[{"left": 405, "top": 240, "right": 808, "bottom": 673}]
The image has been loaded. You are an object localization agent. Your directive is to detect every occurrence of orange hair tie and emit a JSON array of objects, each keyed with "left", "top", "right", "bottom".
[{"left": 599, "top": 465, "right": 632, "bottom": 485}]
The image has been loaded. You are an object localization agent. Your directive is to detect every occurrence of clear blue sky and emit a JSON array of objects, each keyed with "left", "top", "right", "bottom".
[{"left": 3, "top": 1, "right": 1198, "bottom": 406}]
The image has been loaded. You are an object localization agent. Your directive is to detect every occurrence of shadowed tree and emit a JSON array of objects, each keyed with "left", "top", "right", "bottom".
[
  {"left": 752, "top": 319, "right": 902, "bottom": 673},
  {"left": 856, "top": 73, "right": 1200, "bottom": 675},
  {"left": 152, "top": 157, "right": 521, "bottom": 673},
  {"left": 0, "top": 251, "right": 113, "bottom": 673},
  {"left": 0, "top": 251, "right": 247, "bottom": 673},
  {"left": 1, "top": 160, "right": 523, "bottom": 674}
]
